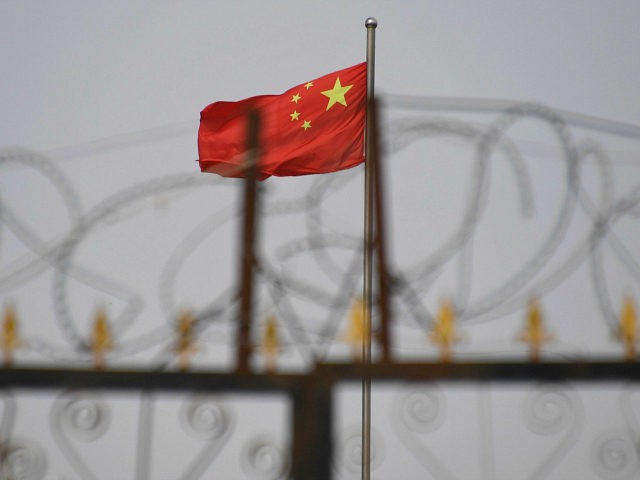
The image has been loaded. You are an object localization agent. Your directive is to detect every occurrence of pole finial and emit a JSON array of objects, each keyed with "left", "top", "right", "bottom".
[{"left": 365, "top": 17, "right": 378, "bottom": 28}]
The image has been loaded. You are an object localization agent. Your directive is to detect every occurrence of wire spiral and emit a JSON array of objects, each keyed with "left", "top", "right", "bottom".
[
  {"left": 0, "top": 438, "right": 47, "bottom": 480},
  {"left": 336, "top": 425, "right": 385, "bottom": 474},
  {"left": 523, "top": 387, "right": 576, "bottom": 435},
  {"left": 592, "top": 431, "right": 640, "bottom": 480},
  {"left": 57, "top": 395, "right": 110, "bottom": 442},
  {"left": 397, "top": 388, "right": 446, "bottom": 434},
  {"left": 240, "top": 436, "right": 289, "bottom": 480},
  {"left": 179, "top": 396, "right": 231, "bottom": 441}
]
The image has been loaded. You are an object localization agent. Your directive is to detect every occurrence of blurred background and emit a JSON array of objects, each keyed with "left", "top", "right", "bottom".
[{"left": 1, "top": 1, "right": 640, "bottom": 479}]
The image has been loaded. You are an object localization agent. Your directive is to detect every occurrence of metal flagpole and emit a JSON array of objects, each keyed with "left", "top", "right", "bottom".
[{"left": 362, "top": 16, "right": 377, "bottom": 480}]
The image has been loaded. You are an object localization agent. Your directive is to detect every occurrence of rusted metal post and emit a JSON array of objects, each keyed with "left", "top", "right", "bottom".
[
  {"left": 236, "top": 109, "right": 260, "bottom": 374},
  {"left": 371, "top": 99, "right": 392, "bottom": 363},
  {"left": 291, "top": 376, "right": 333, "bottom": 480}
]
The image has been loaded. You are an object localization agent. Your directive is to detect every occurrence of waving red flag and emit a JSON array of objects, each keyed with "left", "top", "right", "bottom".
[{"left": 198, "top": 63, "right": 366, "bottom": 180}]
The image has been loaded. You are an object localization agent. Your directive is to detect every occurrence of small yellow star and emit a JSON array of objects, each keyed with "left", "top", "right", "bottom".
[
  {"left": 304, "top": 82, "right": 314, "bottom": 90},
  {"left": 290, "top": 110, "right": 300, "bottom": 121},
  {"left": 301, "top": 120, "right": 311, "bottom": 130},
  {"left": 291, "top": 93, "right": 301, "bottom": 103},
  {"left": 321, "top": 77, "right": 353, "bottom": 111}
]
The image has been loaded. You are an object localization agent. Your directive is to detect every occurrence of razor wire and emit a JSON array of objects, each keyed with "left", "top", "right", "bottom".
[{"left": 1, "top": 101, "right": 640, "bottom": 365}]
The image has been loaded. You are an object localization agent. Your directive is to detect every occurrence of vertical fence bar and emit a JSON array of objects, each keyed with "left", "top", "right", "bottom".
[{"left": 236, "top": 109, "right": 261, "bottom": 374}]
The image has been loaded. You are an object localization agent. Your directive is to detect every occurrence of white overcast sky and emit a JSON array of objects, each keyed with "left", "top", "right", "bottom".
[{"left": 2, "top": 0, "right": 640, "bottom": 151}]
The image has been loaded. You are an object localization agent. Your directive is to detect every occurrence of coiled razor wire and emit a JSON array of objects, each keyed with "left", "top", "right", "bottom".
[{"left": 1, "top": 100, "right": 640, "bottom": 364}]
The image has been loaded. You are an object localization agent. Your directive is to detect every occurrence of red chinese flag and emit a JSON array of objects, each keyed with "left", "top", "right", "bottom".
[{"left": 198, "top": 63, "right": 366, "bottom": 180}]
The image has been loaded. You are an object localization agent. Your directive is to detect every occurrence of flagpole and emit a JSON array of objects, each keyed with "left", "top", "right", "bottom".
[{"left": 363, "top": 16, "right": 377, "bottom": 480}]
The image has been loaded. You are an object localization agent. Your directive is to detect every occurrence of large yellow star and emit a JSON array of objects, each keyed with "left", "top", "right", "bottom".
[{"left": 321, "top": 77, "right": 353, "bottom": 111}]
